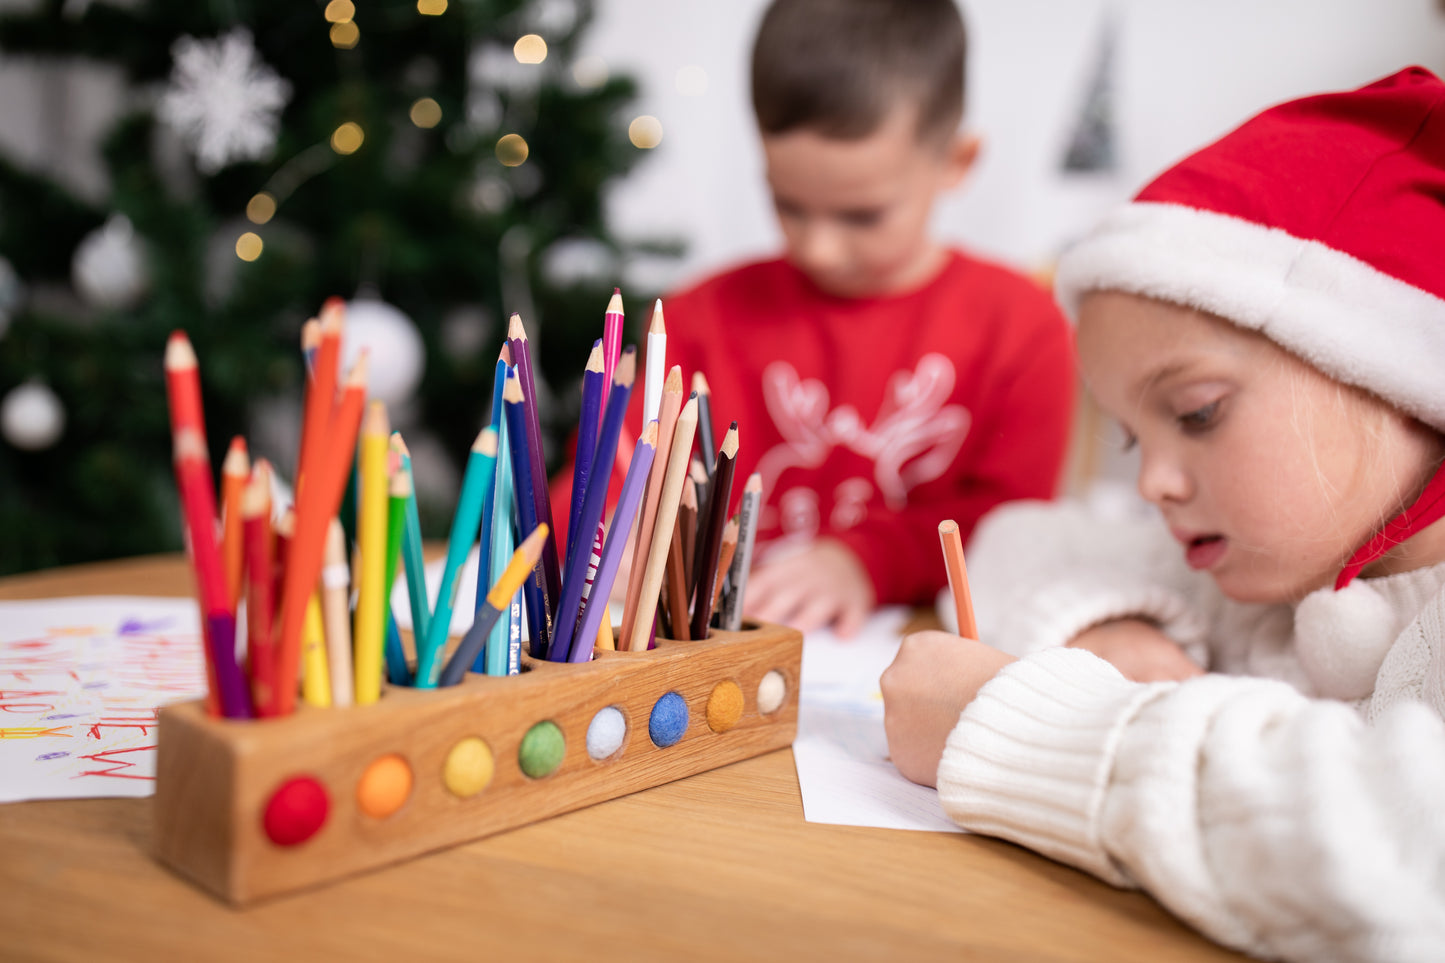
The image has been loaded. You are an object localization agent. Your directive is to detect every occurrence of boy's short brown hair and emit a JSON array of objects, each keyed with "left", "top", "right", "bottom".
[{"left": 751, "top": 0, "right": 967, "bottom": 143}]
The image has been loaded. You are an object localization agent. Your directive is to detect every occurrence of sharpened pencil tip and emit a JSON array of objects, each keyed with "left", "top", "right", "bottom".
[
  {"left": 585, "top": 341, "right": 605, "bottom": 372},
  {"left": 649, "top": 299, "right": 665, "bottom": 333},
  {"left": 640, "top": 420, "right": 659, "bottom": 446},
  {"left": 664, "top": 365, "right": 683, "bottom": 392},
  {"left": 502, "top": 368, "right": 525, "bottom": 403},
  {"left": 508, "top": 313, "right": 527, "bottom": 340},
  {"left": 364, "top": 399, "right": 390, "bottom": 435},
  {"left": 614, "top": 345, "right": 637, "bottom": 386},
  {"left": 165, "top": 331, "right": 197, "bottom": 369},
  {"left": 721, "top": 423, "right": 739, "bottom": 457},
  {"left": 607, "top": 289, "right": 624, "bottom": 315},
  {"left": 475, "top": 426, "right": 498, "bottom": 455},
  {"left": 691, "top": 370, "right": 710, "bottom": 395}
]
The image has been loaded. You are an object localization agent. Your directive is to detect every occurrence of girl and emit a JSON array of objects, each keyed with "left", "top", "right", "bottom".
[{"left": 881, "top": 67, "right": 1445, "bottom": 962}]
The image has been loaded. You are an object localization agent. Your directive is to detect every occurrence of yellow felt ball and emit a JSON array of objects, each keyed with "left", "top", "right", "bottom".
[
  {"left": 706, "top": 680, "right": 744, "bottom": 733},
  {"left": 357, "top": 753, "right": 412, "bottom": 818},
  {"left": 443, "top": 737, "right": 494, "bottom": 798}
]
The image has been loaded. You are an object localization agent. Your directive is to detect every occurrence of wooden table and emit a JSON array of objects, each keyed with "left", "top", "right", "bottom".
[{"left": 0, "top": 556, "right": 1243, "bottom": 963}]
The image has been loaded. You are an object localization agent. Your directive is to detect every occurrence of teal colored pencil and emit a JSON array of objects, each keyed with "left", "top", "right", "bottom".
[
  {"left": 415, "top": 427, "right": 498, "bottom": 688},
  {"left": 392, "top": 433, "right": 431, "bottom": 652},
  {"left": 485, "top": 415, "right": 518, "bottom": 676},
  {"left": 472, "top": 353, "right": 509, "bottom": 671}
]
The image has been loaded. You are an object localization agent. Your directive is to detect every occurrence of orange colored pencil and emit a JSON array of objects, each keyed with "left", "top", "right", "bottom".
[
  {"left": 270, "top": 354, "right": 368, "bottom": 716},
  {"left": 711, "top": 517, "right": 739, "bottom": 612},
  {"left": 619, "top": 365, "right": 683, "bottom": 647},
  {"left": 938, "top": 519, "right": 977, "bottom": 639},
  {"left": 220, "top": 436, "right": 249, "bottom": 609},
  {"left": 297, "top": 300, "right": 343, "bottom": 493}
]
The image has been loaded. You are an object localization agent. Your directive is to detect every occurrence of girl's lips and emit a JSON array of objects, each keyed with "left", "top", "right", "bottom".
[{"left": 1184, "top": 535, "right": 1227, "bottom": 571}]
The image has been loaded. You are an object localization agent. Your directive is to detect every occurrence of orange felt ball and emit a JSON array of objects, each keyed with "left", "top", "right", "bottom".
[{"left": 357, "top": 753, "right": 413, "bottom": 818}]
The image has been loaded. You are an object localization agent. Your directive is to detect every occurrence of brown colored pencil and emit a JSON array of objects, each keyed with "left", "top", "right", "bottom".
[
  {"left": 710, "top": 516, "right": 739, "bottom": 613},
  {"left": 664, "top": 521, "right": 690, "bottom": 640},
  {"left": 678, "top": 480, "right": 699, "bottom": 601},
  {"left": 690, "top": 423, "right": 738, "bottom": 639},
  {"left": 626, "top": 396, "right": 698, "bottom": 652}
]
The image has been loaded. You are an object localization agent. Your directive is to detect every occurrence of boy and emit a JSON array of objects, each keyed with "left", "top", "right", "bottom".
[{"left": 560, "top": 0, "right": 1074, "bottom": 636}]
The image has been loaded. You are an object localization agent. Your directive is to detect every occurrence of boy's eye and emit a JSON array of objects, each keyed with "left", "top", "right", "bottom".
[{"left": 1177, "top": 400, "right": 1220, "bottom": 433}]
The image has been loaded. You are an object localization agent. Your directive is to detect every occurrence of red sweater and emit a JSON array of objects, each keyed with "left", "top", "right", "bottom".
[{"left": 550, "top": 250, "right": 1075, "bottom": 606}]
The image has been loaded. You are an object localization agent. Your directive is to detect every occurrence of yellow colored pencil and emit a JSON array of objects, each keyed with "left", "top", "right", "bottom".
[
  {"left": 353, "top": 400, "right": 392, "bottom": 705},
  {"left": 300, "top": 590, "right": 331, "bottom": 707}
]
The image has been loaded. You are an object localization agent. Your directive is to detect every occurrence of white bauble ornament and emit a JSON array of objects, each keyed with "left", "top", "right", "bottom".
[
  {"left": 1, "top": 380, "right": 65, "bottom": 451},
  {"left": 339, "top": 298, "right": 426, "bottom": 406},
  {"left": 73, "top": 215, "right": 148, "bottom": 309}
]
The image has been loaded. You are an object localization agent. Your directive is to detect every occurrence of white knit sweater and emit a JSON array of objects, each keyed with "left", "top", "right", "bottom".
[{"left": 937, "top": 500, "right": 1445, "bottom": 962}]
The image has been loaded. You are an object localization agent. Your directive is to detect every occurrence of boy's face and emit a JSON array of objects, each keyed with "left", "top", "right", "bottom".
[
  {"left": 1077, "top": 291, "right": 1445, "bottom": 604},
  {"left": 761, "top": 109, "right": 976, "bottom": 298}
]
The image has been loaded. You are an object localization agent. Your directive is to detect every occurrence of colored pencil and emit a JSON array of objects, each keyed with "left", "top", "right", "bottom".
[
  {"left": 297, "top": 301, "right": 343, "bottom": 494},
  {"left": 567, "top": 341, "right": 605, "bottom": 567},
  {"left": 353, "top": 401, "right": 392, "bottom": 705},
  {"left": 502, "top": 368, "right": 553, "bottom": 659},
  {"left": 507, "top": 313, "right": 563, "bottom": 625},
  {"left": 174, "top": 428, "right": 251, "bottom": 717},
  {"left": 643, "top": 300, "right": 666, "bottom": 425},
  {"left": 721, "top": 473, "right": 763, "bottom": 630},
  {"left": 664, "top": 519, "right": 690, "bottom": 641},
  {"left": 300, "top": 591, "right": 331, "bottom": 707},
  {"left": 938, "top": 519, "right": 978, "bottom": 639},
  {"left": 392, "top": 433, "right": 431, "bottom": 653},
  {"left": 220, "top": 436, "right": 249, "bottom": 610},
  {"left": 548, "top": 347, "right": 636, "bottom": 661},
  {"left": 271, "top": 353, "right": 367, "bottom": 716},
  {"left": 384, "top": 464, "right": 413, "bottom": 686},
  {"left": 692, "top": 371, "right": 716, "bottom": 478},
  {"left": 679, "top": 478, "right": 699, "bottom": 600},
  {"left": 691, "top": 423, "right": 738, "bottom": 639},
  {"left": 320, "top": 517, "right": 354, "bottom": 707},
  {"left": 618, "top": 366, "right": 684, "bottom": 648},
  {"left": 414, "top": 426, "right": 498, "bottom": 687},
  {"left": 300, "top": 317, "right": 321, "bottom": 376},
  {"left": 241, "top": 463, "right": 275, "bottom": 709},
  {"left": 710, "top": 517, "right": 740, "bottom": 614},
  {"left": 569, "top": 422, "right": 656, "bottom": 661},
  {"left": 164, "top": 332, "right": 209, "bottom": 459},
  {"left": 439, "top": 525, "right": 549, "bottom": 687},
  {"left": 485, "top": 414, "right": 520, "bottom": 676},
  {"left": 626, "top": 396, "right": 698, "bottom": 651},
  {"left": 602, "top": 288, "right": 624, "bottom": 410},
  {"left": 473, "top": 348, "right": 510, "bottom": 665}
]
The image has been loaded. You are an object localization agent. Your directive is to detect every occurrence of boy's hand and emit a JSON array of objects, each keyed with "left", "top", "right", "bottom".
[
  {"left": 743, "top": 538, "right": 875, "bottom": 637},
  {"left": 881, "top": 631, "right": 1015, "bottom": 787},
  {"left": 1066, "top": 619, "right": 1205, "bottom": 682}
]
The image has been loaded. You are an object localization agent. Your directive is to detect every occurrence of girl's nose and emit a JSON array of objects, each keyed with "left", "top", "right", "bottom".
[{"left": 1136, "top": 446, "right": 1192, "bottom": 506}]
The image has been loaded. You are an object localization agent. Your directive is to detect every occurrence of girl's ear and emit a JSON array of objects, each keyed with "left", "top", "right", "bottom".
[{"left": 941, "top": 132, "right": 982, "bottom": 189}]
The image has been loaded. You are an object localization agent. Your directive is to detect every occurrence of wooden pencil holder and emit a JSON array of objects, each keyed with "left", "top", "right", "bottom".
[{"left": 152, "top": 621, "right": 802, "bottom": 905}]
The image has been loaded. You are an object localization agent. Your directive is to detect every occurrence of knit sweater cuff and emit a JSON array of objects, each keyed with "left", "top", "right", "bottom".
[
  {"left": 936, "top": 647, "right": 1175, "bottom": 886},
  {"left": 1001, "top": 580, "right": 1210, "bottom": 664}
]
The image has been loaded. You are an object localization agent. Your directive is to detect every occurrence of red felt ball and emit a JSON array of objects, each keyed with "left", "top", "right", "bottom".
[{"left": 262, "top": 776, "right": 329, "bottom": 846}]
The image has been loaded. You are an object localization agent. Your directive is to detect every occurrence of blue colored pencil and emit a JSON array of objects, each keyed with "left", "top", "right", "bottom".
[
  {"left": 485, "top": 414, "right": 519, "bottom": 675},
  {"left": 568, "top": 340, "right": 605, "bottom": 568},
  {"left": 548, "top": 347, "right": 636, "bottom": 662},
  {"left": 384, "top": 614, "right": 410, "bottom": 685},
  {"left": 569, "top": 421, "right": 656, "bottom": 661},
  {"left": 472, "top": 352, "right": 510, "bottom": 670},
  {"left": 415, "top": 427, "right": 498, "bottom": 688},
  {"left": 507, "top": 314, "right": 563, "bottom": 622},
  {"left": 503, "top": 368, "right": 553, "bottom": 658}
]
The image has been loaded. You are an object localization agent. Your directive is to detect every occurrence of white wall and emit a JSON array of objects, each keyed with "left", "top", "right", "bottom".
[{"left": 588, "top": 0, "right": 1445, "bottom": 292}]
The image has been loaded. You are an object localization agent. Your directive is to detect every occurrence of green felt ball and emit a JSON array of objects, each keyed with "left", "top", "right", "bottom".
[{"left": 518, "top": 720, "right": 565, "bottom": 778}]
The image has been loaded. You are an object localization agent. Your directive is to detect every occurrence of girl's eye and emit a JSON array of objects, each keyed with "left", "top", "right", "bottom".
[
  {"left": 1178, "top": 400, "right": 1220, "bottom": 433},
  {"left": 1119, "top": 426, "right": 1138, "bottom": 452}
]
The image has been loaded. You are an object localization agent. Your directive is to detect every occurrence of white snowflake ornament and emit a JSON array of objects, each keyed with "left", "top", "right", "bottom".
[{"left": 158, "top": 28, "right": 291, "bottom": 174}]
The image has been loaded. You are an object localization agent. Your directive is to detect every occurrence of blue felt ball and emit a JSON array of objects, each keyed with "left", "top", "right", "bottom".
[
  {"left": 586, "top": 706, "right": 627, "bottom": 760},
  {"left": 648, "top": 691, "right": 689, "bottom": 748}
]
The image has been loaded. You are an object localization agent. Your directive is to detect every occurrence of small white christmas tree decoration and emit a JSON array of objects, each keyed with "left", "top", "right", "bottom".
[{"left": 158, "top": 28, "right": 292, "bottom": 174}]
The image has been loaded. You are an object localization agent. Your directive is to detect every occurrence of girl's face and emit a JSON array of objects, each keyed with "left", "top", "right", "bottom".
[{"left": 1077, "top": 291, "right": 1445, "bottom": 604}]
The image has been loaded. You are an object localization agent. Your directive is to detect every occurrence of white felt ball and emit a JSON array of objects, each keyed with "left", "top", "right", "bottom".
[
  {"left": 72, "top": 215, "right": 148, "bottom": 310},
  {"left": 757, "top": 670, "right": 787, "bottom": 714},
  {"left": 340, "top": 298, "right": 425, "bottom": 406},
  {"left": 1294, "top": 580, "right": 1399, "bottom": 700},
  {"left": 1, "top": 380, "right": 65, "bottom": 451},
  {"left": 586, "top": 705, "right": 626, "bottom": 760}
]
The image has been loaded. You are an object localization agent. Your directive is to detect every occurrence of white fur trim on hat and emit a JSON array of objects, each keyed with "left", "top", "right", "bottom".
[{"left": 1055, "top": 201, "right": 1445, "bottom": 432}]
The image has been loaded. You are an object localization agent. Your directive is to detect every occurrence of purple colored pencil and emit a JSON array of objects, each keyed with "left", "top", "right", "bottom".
[
  {"left": 503, "top": 368, "right": 552, "bottom": 657},
  {"left": 569, "top": 423, "right": 657, "bottom": 661},
  {"left": 206, "top": 611, "right": 253, "bottom": 719},
  {"left": 547, "top": 347, "right": 636, "bottom": 661},
  {"left": 568, "top": 340, "right": 606, "bottom": 568},
  {"left": 507, "top": 313, "right": 562, "bottom": 622}
]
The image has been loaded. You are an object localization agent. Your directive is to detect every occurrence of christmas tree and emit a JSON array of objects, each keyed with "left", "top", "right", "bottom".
[{"left": 0, "top": 0, "right": 673, "bottom": 575}]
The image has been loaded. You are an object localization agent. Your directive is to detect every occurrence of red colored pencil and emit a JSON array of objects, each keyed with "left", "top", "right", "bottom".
[{"left": 241, "top": 462, "right": 275, "bottom": 710}]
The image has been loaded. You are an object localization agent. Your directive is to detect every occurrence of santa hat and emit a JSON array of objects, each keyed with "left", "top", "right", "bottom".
[{"left": 1055, "top": 67, "right": 1445, "bottom": 587}]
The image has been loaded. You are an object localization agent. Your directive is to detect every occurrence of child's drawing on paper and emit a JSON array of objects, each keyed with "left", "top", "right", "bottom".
[{"left": 0, "top": 597, "right": 206, "bottom": 802}]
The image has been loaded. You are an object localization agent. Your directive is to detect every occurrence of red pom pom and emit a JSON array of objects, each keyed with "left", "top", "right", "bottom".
[{"left": 262, "top": 776, "right": 329, "bottom": 846}]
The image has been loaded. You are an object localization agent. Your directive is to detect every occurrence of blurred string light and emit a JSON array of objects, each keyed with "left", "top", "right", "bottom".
[
  {"left": 410, "top": 97, "right": 442, "bottom": 129},
  {"left": 513, "top": 34, "right": 547, "bottom": 64},
  {"left": 246, "top": 192, "right": 276, "bottom": 225},
  {"left": 324, "top": 0, "right": 354, "bottom": 22},
  {"left": 675, "top": 65, "right": 708, "bottom": 97},
  {"left": 495, "top": 133, "right": 529, "bottom": 166},
  {"left": 330, "top": 21, "right": 359, "bottom": 48},
  {"left": 628, "top": 115, "right": 663, "bottom": 149},
  {"left": 236, "top": 232, "right": 263, "bottom": 261},
  {"left": 417, "top": 0, "right": 447, "bottom": 14},
  {"left": 332, "top": 122, "right": 364, "bottom": 154},
  {"left": 571, "top": 55, "right": 607, "bottom": 89}
]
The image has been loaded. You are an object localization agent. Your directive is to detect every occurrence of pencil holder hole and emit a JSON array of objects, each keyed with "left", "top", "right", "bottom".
[{"left": 586, "top": 705, "right": 628, "bottom": 761}]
